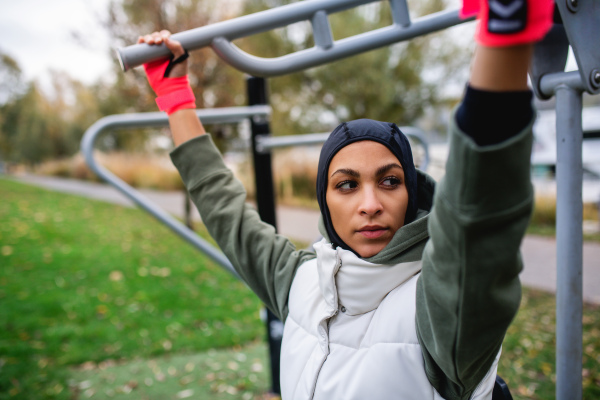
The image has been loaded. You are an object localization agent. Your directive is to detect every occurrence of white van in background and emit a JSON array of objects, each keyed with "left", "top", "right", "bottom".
[
  {"left": 531, "top": 106, "right": 600, "bottom": 202},
  {"left": 532, "top": 106, "right": 600, "bottom": 175}
]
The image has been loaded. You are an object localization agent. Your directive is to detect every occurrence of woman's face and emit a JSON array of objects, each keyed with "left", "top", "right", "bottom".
[{"left": 326, "top": 140, "right": 409, "bottom": 258}]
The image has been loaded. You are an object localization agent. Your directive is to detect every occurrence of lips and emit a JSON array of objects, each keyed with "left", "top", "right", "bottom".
[{"left": 357, "top": 225, "right": 388, "bottom": 239}]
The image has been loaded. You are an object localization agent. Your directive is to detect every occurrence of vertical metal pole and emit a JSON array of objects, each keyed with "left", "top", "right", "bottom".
[
  {"left": 247, "top": 76, "right": 282, "bottom": 396},
  {"left": 184, "top": 189, "right": 193, "bottom": 230},
  {"left": 555, "top": 85, "right": 583, "bottom": 400}
]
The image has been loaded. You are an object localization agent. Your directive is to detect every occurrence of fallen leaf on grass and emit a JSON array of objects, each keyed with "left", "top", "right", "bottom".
[
  {"left": 179, "top": 374, "right": 195, "bottom": 385},
  {"left": 109, "top": 271, "right": 124, "bottom": 281},
  {"left": 251, "top": 362, "right": 263, "bottom": 372},
  {"left": 78, "top": 380, "right": 92, "bottom": 390},
  {"left": 177, "top": 389, "right": 194, "bottom": 398},
  {"left": 227, "top": 361, "right": 239, "bottom": 371},
  {"left": 1, "top": 245, "right": 13, "bottom": 256}
]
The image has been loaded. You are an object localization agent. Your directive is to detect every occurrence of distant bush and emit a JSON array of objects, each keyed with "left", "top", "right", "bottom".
[
  {"left": 35, "top": 153, "right": 100, "bottom": 182},
  {"left": 273, "top": 148, "right": 319, "bottom": 208},
  {"left": 33, "top": 152, "right": 185, "bottom": 191},
  {"left": 531, "top": 196, "right": 557, "bottom": 227},
  {"left": 531, "top": 195, "right": 599, "bottom": 226}
]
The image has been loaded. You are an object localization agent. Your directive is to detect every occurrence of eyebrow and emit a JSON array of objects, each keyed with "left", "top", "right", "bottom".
[
  {"left": 330, "top": 168, "right": 360, "bottom": 178},
  {"left": 376, "top": 163, "right": 403, "bottom": 176},
  {"left": 330, "top": 163, "right": 403, "bottom": 178}
]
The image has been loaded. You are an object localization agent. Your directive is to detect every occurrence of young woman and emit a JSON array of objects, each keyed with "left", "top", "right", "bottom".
[{"left": 139, "top": 1, "right": 552, "bottom": 398}]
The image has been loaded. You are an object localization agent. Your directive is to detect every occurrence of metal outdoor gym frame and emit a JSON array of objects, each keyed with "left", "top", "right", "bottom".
[
  {"left": 82, "top": 0, "right": 600, "bottom": 398},
  {"left": 80, "top": 81, "right": 430, "bottom": 396}
]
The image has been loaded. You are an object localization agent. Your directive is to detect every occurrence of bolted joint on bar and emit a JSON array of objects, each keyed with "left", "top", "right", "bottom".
[
  {"left": 590, "top": 69, "right": 600, "bottom": 90},
  {"left": 539, "top": 70, "right": 587, "bottom": 98},
  {"left": 566, "top": 0, "right": 579, "bottom": 13}
]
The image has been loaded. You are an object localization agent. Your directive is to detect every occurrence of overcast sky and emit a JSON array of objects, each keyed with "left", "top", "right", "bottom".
[{"left": 0, "top": 0, "right": 114, "bottom": 91}]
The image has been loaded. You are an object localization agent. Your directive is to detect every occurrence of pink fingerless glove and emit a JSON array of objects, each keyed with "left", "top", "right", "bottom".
[
  {"left": 461, "top": 0, "right": 554, "bottom": 47},
  {"left": 143, "top": 55, "right": 196, "bottom": 115}
]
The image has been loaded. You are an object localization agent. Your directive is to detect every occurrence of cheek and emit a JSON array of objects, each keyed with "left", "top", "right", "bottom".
[
  {"left": 326, "top": 189, "right": 340, "bottom": 217},
  {"left": 325, "top": 190, "right": 349, "bottom": 229},
  {"left": 389, "top": 188, "right": 409, "bottom": 225}
]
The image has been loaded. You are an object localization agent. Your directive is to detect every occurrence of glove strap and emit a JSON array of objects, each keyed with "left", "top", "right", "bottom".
[{"left": 163, "top": 50, "right": 190, "bottom": 78}]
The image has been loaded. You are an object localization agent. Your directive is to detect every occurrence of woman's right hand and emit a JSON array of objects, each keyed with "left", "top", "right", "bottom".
[
  {"left": 138, "top": 30, "right": 188, "bottom": 78},
  {"left": 137, "top": 30, "right": 196, "bottom": 117}
]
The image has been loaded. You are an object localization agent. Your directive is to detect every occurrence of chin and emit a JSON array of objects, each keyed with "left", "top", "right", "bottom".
[{"left": 355, "top": 244, "right": 386, "bottom": 258}]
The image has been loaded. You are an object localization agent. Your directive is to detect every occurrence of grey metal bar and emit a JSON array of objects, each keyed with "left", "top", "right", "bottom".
[
  {"left": 553, "top": 0, "right": 600, "bottom": 95},
  {"left": 117, "top": 0, "right": 382, "bottom": 71},
  {"left": 80, "top": 106, "right": 270, "bottom": 278},
  {"left": 390, "top": 0, "right": 411, "bottom": 27},
  {"left": 555, "top": 85, "right": 584, "bottom": 400},
  {"left": 117, "top": 0, "right": 471, "bottom": 77},
  {"left": 211, "top": 10, "right": 470, "bottom": 77},
  {"left": 540, "top": 70, "right": 586, "bottom": 98},
  {"left": 311, "top": 10, "right": 334, "bottom": 50},
  {"left": 255, "top": 132, "right": 331, "bottom": 152},
  {"left": 255, "top": 127, "right": 430, "bottom": 171}
]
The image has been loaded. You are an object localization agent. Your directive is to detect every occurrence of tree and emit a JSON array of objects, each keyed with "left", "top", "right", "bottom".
[
  {"left": 98, "top": 0, "right": 468, "bottom": 148},
  {"left": 0, "top": 52, "right": 26, "bottom": 106},
  {"left": 98, "top": 0, "right": 247, "bottom": 151},
  {"left": 0, "top": 60, "right": 102, "bottom": 164},
  {"left": 239, "top": 0, "right": 469, "bottom": 136}
]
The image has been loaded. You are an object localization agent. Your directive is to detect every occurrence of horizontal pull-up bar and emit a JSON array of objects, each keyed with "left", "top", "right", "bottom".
[
  {"left": 117, "top": 0, "right": 472, "bottom": 77},
  {"left": 254, "top": 127, "right": 429, "bottom": 170}
]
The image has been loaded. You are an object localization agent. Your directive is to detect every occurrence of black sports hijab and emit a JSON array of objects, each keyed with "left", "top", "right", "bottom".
[{"left": 316, "top": 119, "right": 418, "bottom": 253}]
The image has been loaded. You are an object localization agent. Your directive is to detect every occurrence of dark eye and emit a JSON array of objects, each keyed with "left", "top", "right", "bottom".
[
  {"left": 336, "top": 180, "right": 358, "bottom": 192},
  {"left": 380, "top": 176, "right": 401, "bottom": 188}
]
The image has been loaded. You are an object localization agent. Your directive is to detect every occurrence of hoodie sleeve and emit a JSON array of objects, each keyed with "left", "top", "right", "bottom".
[
  {"left": 416, "top": 89, "right": 535, "bottom": 399},
  {"left": 170, "top": 134, "right": 315, "bottom": 322}
]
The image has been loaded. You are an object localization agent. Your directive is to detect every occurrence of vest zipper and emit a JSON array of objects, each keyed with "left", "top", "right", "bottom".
[{"left": 309, "top": 256, "right": 342, "bottom": 399}]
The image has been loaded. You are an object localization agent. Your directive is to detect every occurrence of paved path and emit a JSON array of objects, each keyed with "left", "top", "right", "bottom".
[{"left": 7, "top": 173, "right": 600, "bottom": 304}]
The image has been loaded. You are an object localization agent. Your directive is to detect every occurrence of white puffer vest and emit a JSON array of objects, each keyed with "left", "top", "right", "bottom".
[{"left": 280, "top": 239, "right": 499, "bottom": 400}]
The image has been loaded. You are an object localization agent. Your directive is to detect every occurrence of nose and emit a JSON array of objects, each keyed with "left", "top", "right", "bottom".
[{"left": 358, "top": 186, "right": 382, "bottom": 216}]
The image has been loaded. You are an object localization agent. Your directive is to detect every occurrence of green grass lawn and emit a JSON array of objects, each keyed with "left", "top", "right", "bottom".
[
  {"left": 0, "top": 178, "right": 266, "bottom": 399},
  {"left": 1, "top": 178, "right": 599, "bottom": 399}
]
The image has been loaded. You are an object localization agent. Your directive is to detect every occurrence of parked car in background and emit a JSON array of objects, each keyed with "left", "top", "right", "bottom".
[
  {"left": 531, "top": 106, "right": 600, "bottom": 203},
  {"left": 532, "top": 106, "right": 600, "bottom": 178}
]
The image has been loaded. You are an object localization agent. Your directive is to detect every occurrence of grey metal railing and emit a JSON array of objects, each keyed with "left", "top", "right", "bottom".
[
  {"left": 81, "top": 106, "right": 270, "bottom": 278},
  {"left": 256, "top": 127, "right": 429, "bottom": 170},
  {"left": 117, "top": 0, "right": 472, "bottom": 77}
]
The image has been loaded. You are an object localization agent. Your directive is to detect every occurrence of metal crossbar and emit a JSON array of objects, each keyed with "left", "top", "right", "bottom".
[
  {"left": 117, "top": 0, "right": 472, "bottom": 77},
  {"left": 255, "top": 127, "right": 430, "bottom": 170},
  {"left": 80, "top": 106, "right": 270, "bottom": 278}
]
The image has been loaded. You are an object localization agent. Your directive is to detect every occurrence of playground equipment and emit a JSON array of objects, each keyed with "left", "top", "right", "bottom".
[
  {"left": 117, "top": 0, "right": 473, "bottom": 77},
  {"left": 83, "top": 0, "right": 600, "bottom": 398}
]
